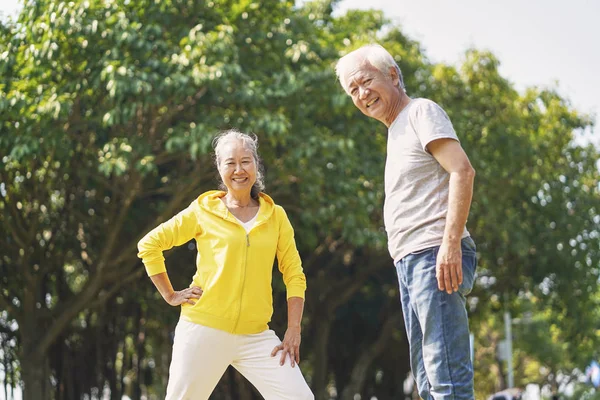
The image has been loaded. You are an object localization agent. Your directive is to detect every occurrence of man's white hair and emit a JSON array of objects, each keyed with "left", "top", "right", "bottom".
[{"left": 335, "top": 44, "right": 404, "bottom": 93}]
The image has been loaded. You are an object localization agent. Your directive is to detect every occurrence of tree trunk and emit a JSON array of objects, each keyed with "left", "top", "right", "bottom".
[
  {"left": 21, "top": 354, "right": 50, "bottom": 400},
  {"left": 118, "top": 340, "right": 128, "bottom": 399},
  {"left": 495, "top": 356, "right": 507, "bottom": 390},
  {"left": 106, "top": 350, "right": 118, "bottom": 399},
  {"left": 134, "top": 314, "right": 146, "bottom": 400},
  {"left": 232, "top": 368, "right": 255, "bottom": 400},
  {"left": 2, "top": 350, "right": 10, "bottom": 400},
  {"left": 312, "top": 317, "right": 333, "bottom": 400},
  {"left": 339, "top": 313, "right": 402, "bottom": 400}
]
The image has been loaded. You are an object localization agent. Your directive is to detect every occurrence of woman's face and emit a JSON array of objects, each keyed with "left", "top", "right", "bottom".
[{"left": 217, "top": 139, "right": 257, "bottom": 195}]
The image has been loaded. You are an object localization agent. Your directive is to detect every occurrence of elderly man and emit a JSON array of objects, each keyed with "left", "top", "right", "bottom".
[{"left": 336, "top": 44, "right": 477, "bottom": 399}]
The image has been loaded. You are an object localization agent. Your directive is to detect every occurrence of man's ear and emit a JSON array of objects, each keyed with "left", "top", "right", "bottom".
[{"left": 389, "top": 67, "right": 400, "bottom": 87}]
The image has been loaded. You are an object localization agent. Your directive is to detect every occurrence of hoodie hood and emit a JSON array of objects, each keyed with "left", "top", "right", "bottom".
[{"left": 195, "top": 190, "right": 275, "bottom": 225}]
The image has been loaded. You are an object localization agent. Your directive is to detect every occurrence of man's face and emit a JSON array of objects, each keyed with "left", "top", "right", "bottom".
[{"left": 344, "top": 62, "right": 400, "bottom": 123}]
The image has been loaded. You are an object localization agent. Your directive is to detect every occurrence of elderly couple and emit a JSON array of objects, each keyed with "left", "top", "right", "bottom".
[{"left": 137, "top": 44, "right": 478, "bottom": 400}]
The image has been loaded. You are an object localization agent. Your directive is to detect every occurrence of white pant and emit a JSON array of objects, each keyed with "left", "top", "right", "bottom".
[{"left": 166, "top": 320, "right": 314, "bottom": 400}]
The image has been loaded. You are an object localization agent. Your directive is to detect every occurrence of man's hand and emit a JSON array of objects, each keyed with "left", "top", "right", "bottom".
[
  {"left": 165, "top": 286, "right": 203, "bottom": 306},
  {"left": 271, "top": 326, "right": 302, "bottom": 367},
  {"left": 436, "top": 242, "right": 463, "bottom": 294}
]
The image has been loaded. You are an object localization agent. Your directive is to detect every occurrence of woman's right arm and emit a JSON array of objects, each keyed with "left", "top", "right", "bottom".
[
  {"left": 150, "top": 272, "right": 203, "bottom": 306},
  {"left": 137, "top": 204, "right": 202, "bottom": 305}
]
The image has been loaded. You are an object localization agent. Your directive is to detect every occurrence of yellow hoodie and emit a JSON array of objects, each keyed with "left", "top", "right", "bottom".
[{"left": 137, "top": 190, "right": 306, "bottom": 335}]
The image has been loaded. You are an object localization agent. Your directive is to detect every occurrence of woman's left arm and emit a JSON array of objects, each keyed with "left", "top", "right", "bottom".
[
  {"left": 271, "top": 296, "right": 304, "bottom": 367},
  {"left": 271, "top": 206, "right": 307, "bottom": 367},
  {"left": 274, "top": 206, "right": 307, "bottom": 299}
]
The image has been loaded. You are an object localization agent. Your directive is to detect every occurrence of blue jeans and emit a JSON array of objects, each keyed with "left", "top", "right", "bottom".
[{"left": 395, "top": 237, "right": 477, "bottom": 400}]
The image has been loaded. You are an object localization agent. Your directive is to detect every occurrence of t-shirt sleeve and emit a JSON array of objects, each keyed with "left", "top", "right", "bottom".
[{"left": 413, "top": 100, "right": 459, "bottom": 153}]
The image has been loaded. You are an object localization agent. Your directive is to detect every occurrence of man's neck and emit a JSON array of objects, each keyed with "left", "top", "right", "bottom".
[{"left": 384, "top": 92, "right": 411, "bottom": 128}]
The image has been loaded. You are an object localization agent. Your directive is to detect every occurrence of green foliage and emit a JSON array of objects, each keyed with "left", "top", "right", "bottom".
[
  {"left": 568, "top": 384, "right": 600, "bottom": 400},
  {"left": 0, "top": 0, "right": 598, "bottom": 398}
]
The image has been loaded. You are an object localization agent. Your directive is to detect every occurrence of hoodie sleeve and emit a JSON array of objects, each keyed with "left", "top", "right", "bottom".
[
  {"left": 137, "top": 202, "right": 201, "bottom": 276},
  {"left": 275, "top": 206, "right": 307, "bottom": 300}
]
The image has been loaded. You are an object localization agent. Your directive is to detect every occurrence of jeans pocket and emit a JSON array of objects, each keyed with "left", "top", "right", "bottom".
[
  {"left": 458, "top": 251, "right": 477, "bottom": 296},
  {"left": 462, "top": 236, "right": 477, "bottom": 254}
]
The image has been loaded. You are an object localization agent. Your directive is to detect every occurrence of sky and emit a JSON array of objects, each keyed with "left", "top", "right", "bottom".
[
  {"left": 334, "top": 0, "right": 599, "bottom": 145},
  {"left": 1, "top": 0, "right": 598, "bottom": 146}
]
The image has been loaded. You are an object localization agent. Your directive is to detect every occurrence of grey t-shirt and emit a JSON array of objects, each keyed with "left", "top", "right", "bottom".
[{"left": 384, "top": 98, "right": 469, "bottom": 263}]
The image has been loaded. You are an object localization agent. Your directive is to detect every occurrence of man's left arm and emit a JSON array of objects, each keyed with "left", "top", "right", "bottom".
[{"left": 428, "top": 138, "right": 476, "bottom": 294}]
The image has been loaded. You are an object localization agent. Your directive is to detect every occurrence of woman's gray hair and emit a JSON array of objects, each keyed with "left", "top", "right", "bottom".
[
  {"left": 212, "top": 129, "right": 265, "bottom": 199},
  {"left": 335, "top": 44, "right": 405, "bottom": 93}
]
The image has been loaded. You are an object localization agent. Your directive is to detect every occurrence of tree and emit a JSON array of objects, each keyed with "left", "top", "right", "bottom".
[
  {"left": 2, "top": 0, "right": 598, "bottom": 398},
  {"left": 429, "top": 50, "right": 600, "bottom": 395},
  {"left": 0, "top": 0, "right": 329, "bottom": 397}
]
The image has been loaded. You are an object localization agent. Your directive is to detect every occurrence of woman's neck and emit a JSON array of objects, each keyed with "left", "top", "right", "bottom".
[{"left": 224, "top": 191, "right": 257, "bottom": 208}]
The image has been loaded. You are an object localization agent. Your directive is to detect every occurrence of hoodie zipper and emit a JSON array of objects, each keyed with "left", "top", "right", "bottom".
[
  {"left": 229, "top": 211, "right": 267, "bottom": 333},
  {"left": 232, "top": 223, "right": 253, "bottom": 333}
]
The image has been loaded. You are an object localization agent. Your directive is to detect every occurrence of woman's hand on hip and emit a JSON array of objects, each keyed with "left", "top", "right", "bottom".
[
  {"left": 271, "top": 326, "right": 301, "bottom": 367},
  {"left": 166, "top": 286, "right": 203, "bottom": 306}
]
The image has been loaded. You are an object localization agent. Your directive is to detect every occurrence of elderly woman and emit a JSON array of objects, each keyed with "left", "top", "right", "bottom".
[{"left": 137, "top": 130, "right": 313, "bottom": 400}]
